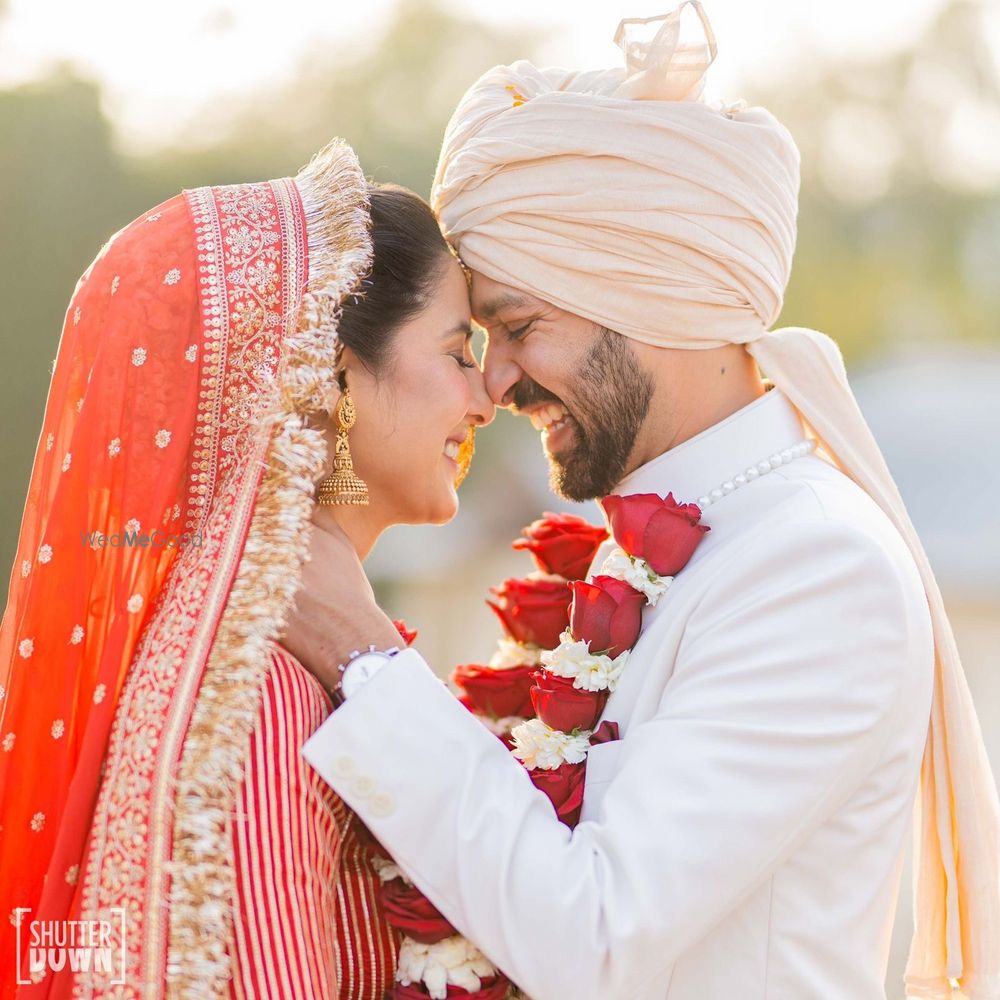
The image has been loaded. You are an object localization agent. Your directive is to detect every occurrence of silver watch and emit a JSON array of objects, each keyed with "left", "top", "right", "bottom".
[{"left": 336, "top": 644, "right": 401, "bottom": 702}]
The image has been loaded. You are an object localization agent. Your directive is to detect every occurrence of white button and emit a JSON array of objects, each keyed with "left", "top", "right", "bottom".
[
  {"left": 369, "top": 793, "right": 395, "bottom": 817},
  {"left": 331, "top": 755, "right": 356, "bottom": 778},
  {"left": 350, "top": 775, "right": 375, "bottom": 798}
]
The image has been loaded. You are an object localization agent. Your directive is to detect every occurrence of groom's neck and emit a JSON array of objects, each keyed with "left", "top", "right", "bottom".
[{"left": 625, "top": 343, "right": 767, "bottom": 477}]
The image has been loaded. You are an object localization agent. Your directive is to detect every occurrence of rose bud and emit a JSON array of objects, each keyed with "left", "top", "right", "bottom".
[
  {"left": 529, "top": 760, "right": 587, "bottom": 829},
  {"left": 381, "top": 878, "right": 455, "bottom": 944},
  {"left": 392, "top": 618, "right": 418, "bottom": 646},
  {"left": 512, "top": 512, "right": 609, "bottom": 581},
  {"left": 602, "top": 492, "right": 710, "bottom": 577},
  {"left": 569, "top": 575, "right": 645, "bottom": 658},
  {"left": 451, "top": 663, "right": 536, "bottom": 719},
  {"left": 486, "top": 577, "right": 572, "bottom": 649},
  {"left": 530, "top": 669, "right": 608, "bottom": 733}
]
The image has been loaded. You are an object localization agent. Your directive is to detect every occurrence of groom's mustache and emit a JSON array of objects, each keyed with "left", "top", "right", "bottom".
[{"left": 510, "top": 378, "right": 563, "bottom": 414}]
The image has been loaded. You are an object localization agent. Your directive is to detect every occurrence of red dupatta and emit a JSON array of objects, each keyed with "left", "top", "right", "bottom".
[{"left": 0, "top": 142, "right": 371, "bottom": 997}]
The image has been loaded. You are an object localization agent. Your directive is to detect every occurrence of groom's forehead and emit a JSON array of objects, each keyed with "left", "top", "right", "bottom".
[{"left": 470, "top": 274, "right": 549, "bottom": 324}]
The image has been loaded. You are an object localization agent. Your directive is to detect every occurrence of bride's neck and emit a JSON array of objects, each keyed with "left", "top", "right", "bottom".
[{"left": 312, "top": 503, "right": 389, "bottom": 561}]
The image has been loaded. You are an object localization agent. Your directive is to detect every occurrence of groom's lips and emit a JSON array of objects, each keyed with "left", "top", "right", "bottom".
[{"left": 542, "top": 413, "right": 576, "bottom": 457}]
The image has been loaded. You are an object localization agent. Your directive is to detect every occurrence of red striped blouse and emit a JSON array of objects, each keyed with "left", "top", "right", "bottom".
[{"left": 229, "top": 642, "right": 400, "bottom": 998}]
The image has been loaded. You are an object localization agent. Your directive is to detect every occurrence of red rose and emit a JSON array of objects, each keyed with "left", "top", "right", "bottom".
[
  {"left": 529, "top": 760, "right": 587, "bottom": 828},
  {"left": 569, "top": 575, "right": 645, "bottom": 658},
  {"left": 530, "top": 669, "right": 608, "bottom": 733},
  {"left": 487, "top": 577, "right": 572, "bottom": 649},
  {"left": 381, "top": 878, "right": 455, "bottom": 944},
  {"left": 512, "top": 512, "right": 609, "bottom": 581},
  {"left": 602, "top": 492, "right": 709, "bottom": 576},
  {"left": 392, "top": 977, "right": 510, "bottom": 1000},
  {"left": 392, "top": 619, "right": 418, "bottom": 646},
  {"left": 451, "top": 663, "right": 535, "bottom": 719}
]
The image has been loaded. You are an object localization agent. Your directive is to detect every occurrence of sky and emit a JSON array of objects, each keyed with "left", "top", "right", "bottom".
[{"left": 0, "top": 0, "right": 976, "bottom": 152}]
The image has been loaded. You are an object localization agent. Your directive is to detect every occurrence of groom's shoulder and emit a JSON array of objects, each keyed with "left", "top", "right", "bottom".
[{"left": 719, "top": 454, "right": 925, "bottom": 603}]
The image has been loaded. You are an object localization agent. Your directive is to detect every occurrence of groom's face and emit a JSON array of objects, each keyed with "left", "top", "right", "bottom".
[{"left": 472, "top": 272, "right": 654, "bottom": 501}]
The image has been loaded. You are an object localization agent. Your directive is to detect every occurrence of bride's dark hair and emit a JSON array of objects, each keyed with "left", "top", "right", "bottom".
[{"left": 337, "top": 183, "right": 454, "bottom": 374}]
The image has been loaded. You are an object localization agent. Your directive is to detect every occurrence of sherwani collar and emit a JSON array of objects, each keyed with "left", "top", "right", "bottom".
[{"left": 610, "top": 387, "right": 807, "bottom": 506}]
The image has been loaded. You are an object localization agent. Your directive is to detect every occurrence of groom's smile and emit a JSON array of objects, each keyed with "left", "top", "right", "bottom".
[{"left": 471, "top": 271, "right": 654, "bottom": 501}]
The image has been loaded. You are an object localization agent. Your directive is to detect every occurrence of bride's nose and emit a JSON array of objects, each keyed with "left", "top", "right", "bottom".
[{"left": 467, "top": 368, "right": 496, "bottom": 427}]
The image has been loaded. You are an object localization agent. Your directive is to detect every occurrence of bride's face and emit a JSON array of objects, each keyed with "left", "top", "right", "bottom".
[{"left": 343, "top": 256, "right": 494, "bottom": 526}]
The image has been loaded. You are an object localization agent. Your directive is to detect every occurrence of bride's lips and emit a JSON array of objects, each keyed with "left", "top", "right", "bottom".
[{"left": 442, "top": 433, "right": 466, "bottom": 469}]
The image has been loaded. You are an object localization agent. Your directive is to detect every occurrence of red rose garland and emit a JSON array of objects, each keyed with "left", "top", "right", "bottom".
[
  {"left": 377, "top": 500, "right": 708, "bottom": 999},
  {"left": 510, "top": 493, "right": 709, "bottom": 855}
]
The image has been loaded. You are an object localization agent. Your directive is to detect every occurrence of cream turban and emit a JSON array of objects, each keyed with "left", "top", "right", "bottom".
[{"left": 433, "top": 4, "right": 1000, "bottom": 998}]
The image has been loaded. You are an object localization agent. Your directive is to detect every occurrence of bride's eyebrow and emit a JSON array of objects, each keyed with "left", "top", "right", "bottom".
[{"left": 442, "top": 322, "right": 474, "bottom": 340}]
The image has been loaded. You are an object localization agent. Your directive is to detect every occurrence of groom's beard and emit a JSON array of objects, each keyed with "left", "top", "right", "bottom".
[{"left": 513, "top": 328, "right": 654, "bottom": 502}]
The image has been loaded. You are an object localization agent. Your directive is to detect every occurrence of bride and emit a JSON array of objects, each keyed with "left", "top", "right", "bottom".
[{"left": 0, "top": 140, "right": 492, "bottom": 997}]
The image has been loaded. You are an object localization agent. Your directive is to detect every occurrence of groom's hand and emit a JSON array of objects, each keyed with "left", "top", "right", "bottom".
[{"left": 280, "top": 517, "right": 401, "bottom": 696}]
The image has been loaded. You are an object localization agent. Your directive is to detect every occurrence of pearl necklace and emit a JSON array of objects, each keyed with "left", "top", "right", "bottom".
[{"left": 695, "top": 438, "right": 817, "bottom": 509}]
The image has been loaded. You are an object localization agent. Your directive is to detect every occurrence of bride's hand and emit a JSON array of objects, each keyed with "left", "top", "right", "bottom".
[{"left": 280, "top": 517, "right": 401, "bottom": 697}]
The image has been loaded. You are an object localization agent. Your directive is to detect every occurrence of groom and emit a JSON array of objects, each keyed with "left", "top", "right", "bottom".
[{"left": 287, "top": 7, "right": 999, "bottom": 1000}]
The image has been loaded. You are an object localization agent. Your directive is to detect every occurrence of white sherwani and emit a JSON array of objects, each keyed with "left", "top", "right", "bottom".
[{"left": 303, "top": 389, "right": 935, "bottom": 1000}]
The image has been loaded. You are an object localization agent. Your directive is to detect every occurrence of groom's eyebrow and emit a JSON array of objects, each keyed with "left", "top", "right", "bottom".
[{"left": 476, "top": 293, "right": 532, "bottom": 323}]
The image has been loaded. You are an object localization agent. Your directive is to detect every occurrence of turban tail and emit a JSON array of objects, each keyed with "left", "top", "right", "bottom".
[{"left": 433, "top": 4, "right": 1000, "bottom": 997}]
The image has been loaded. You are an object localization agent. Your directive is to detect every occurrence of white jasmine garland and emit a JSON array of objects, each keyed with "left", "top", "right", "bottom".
[
  {"left": 372, "top": 855, "right": 409, "bottom": 885},
  {"left": 488, "top": 635, "right": 543, "bottom": 670},
  {"left": 599, "top": 546, "right": 672, "bottom": 606},
  {"left": 540, "top": 630, "right": 628, "bottom": 693},
  {"left": 510, "top": 717, "right": 592, "bottom": 770},
  {"left": 396, "top": 934, "right": 498, "bottom": 1000}
]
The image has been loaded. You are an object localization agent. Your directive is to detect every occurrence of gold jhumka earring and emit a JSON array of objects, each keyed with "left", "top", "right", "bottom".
[
  {"left": 454, "top": 426, "right": 476, "bottom": 489},
  {"left": 316, "top": 387, "right": 370, "bottom": 506}
]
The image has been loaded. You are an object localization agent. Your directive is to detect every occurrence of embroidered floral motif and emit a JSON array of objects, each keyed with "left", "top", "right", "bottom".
[
  {"left": 45, "top": 432, "right": 54, "bottom": 451},
  {"left": 38, "top": 544, "right": 53, "bottom": 564},
  {"left": 155, "top": 429, "right": 171, "bottom": 449},
  {"left": 184, "top": 344, "right": 197, "bottom": 363},
  {"left": 20, "top": 560, "right": 30, "bottom": 578},
  {"left": 61, "top": 453, "right": 72, "bottom": 472},
  {"left": 18, "top": 639, "right": 34, "bottom": 659},
  {"left": 131, "top": 348, "right": 147, "bottom": 367},
  {"left": 73, "top": 306, "right": 81, "bottom": 325},
  {"left": 71, "top": 625, "right": 85, "bottom": 645},
  {"left": 93, "top": 684, "right": 106, "bottom": 704},
  {"left": 164, "top": 268, "right": 181, "bottom": 286},
  {"left": 111, "top": 275, "right": 121, "bottom": 295},
  {"left": 51, "top": 719, "right": 65, "bottom": 739},
  {"left": 2, "top": 734, "right": 14, "bottom": 752},
  {"left": 126, "top": 594, "right": 143, "bottom": 613},
  {"left": 108, "top": 437, "right": 122, "bottom": 457},
  {"left": 30, "top": 812, "right": 45, "bottom": 832},
  {"left": 125, "top": 519, "right": 141, "bottom": 535},
  {"left": 65, "top": 865, "right": 80, "bottom": 885}
]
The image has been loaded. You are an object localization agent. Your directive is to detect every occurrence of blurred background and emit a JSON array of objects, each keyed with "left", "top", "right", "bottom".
[{"left": 1, "top": 0, "right": 997, "bottom": 993}]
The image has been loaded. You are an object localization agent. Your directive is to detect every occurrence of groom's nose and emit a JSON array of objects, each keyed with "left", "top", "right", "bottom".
[{"left": 482, "top": 337, "right": 523, "bottom": 408}]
